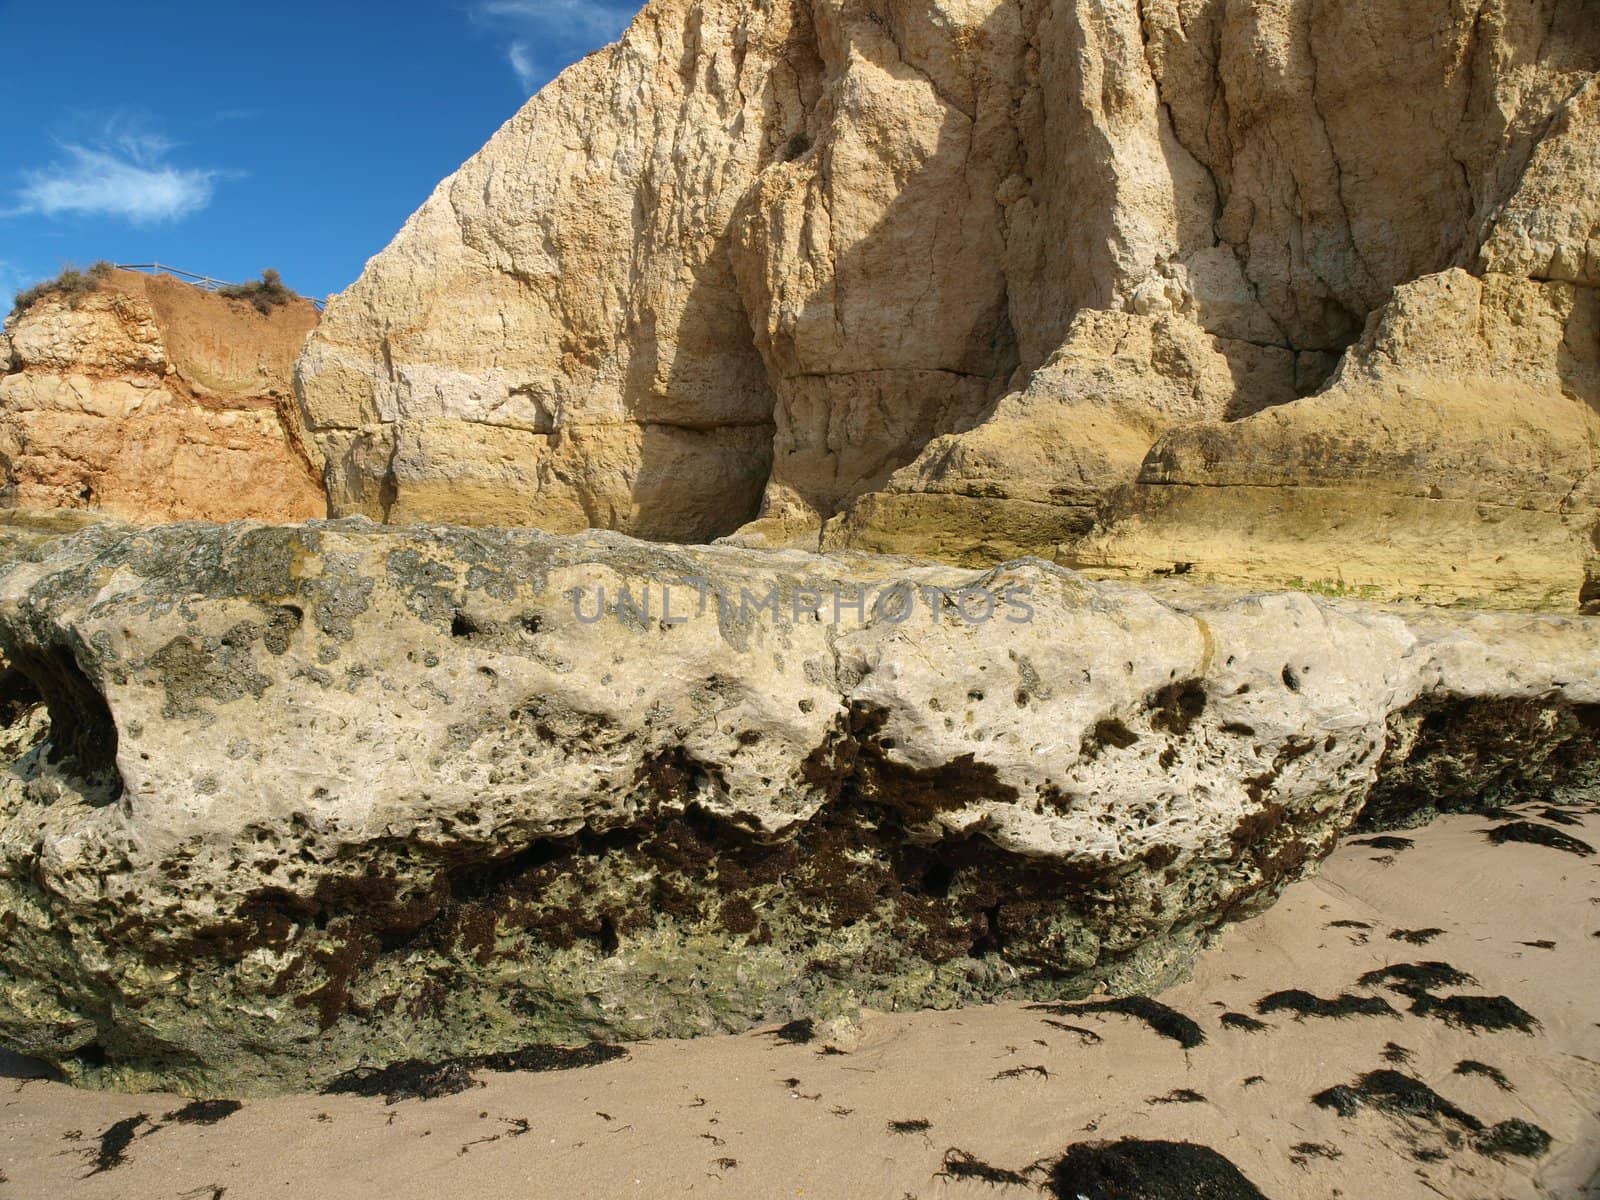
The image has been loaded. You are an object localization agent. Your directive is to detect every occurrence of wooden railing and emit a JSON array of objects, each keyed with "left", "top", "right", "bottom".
[{"left": 114, "top": 262, "right": 326, "bottom": 312}]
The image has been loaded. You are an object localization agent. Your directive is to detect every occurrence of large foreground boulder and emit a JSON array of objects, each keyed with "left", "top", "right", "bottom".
[{"left": 0, "top": 520, "right": 1594, "bottom": 1093}]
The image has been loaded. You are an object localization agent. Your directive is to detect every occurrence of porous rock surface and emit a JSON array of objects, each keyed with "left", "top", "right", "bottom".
[
  {"left": 0, "top": 520, "right": 1593, "bottom": 1093},
  {"left": 1, "top": 271, "right": 326, "bottom": 524},
  {"left": 296, "top": 0, "right": 1600, "bottom": 608}
]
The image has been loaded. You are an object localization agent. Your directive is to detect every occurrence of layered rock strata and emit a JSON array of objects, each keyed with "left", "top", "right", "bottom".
[
  {"left": 0, "top": 520, "right": 1592, "bottom": 1093},
  {"left": 1, "top": 271, "right": 326, "bottom": 524},
  {"left": 297, "top": 0, "right": 1600, "bottom": 607}
]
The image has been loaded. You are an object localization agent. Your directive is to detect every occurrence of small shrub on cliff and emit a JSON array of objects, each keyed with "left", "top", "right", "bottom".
[
  {"left": 218, "top": 268, "right": 300, "bottom": 315},
  {"left": 12, "top": 261, "right": 114, "bottom": 315}
]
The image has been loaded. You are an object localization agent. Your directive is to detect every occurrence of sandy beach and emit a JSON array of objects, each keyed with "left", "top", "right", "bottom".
[{"left": 3, "top": 802, "right": 1596, "bottom": 1200}]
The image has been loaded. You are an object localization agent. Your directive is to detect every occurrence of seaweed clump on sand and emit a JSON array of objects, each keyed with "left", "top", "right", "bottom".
[
  {"left": 1255, "top": 990, "right": 1396, "bottom": 1019},
  {"left": 474, "top": 1044, "right": 627, "bottom": 1073},
  {"left": 1220, "top": 1011, "right": 1268, "bottom": 1032},
  {"left": 87, "top": 1115, "right": 148, "bottom": 1175},
  {"left": 937, "top": 1149, "right": 1031, "bottom": 1186},
  {"left": 994, "top": 1064, "right": 1050, "bottom": 1081},
  {"left": 1047, "top": 1139, "right": 1269, "bottom": 1200},
  {"left": 1029, "top": 997, "right": 1205, "bottom": 1049},
  {"left": 1407, "top": 992, "right": 1539, "bottom": 1033},
  {"left": 766, "top": 1018, "right": 816, "bottom": 1045},
  {"left": 1314, "top": 1069, "right": 1551, "bottom": 1159},
  {"left": 164, "top": 1099, "right": 243, "bottom": 1125},
  {"left": 324, "top": 1043, "right": 626, "bottom": 1103},
  {"left": 324, "top": 1058, "right": 478, "bottom": 1103},
  {"left": 1485, "top": 822, "right": 1594, "bottom": 857},
  {"left": 1388, "top": 927, "right": 1446, "bottom": 945},
  {"left": 1453, "top": 1061, "right": 1513, "bottom": 1091},
  {"left": 1358, "top": 962, "right": 1538, "bottom": 1033},
  {"left": 1313, "top": 1070, "right": 1481, "bottom": 1128},
  {"left": 1475, "top": 1118, "right": 1552, "bottom": 1159},
  {"left": 1357, "top": 961, "right": 1476, "bottom": 992},
  {"left": 1289, "top": 1141, "right": 1342, "bottom": 1166},
  {"left": 1352, "top": 836, "right": 1414, "bottom": 852},
  {"left": 1148, "top": 1088, "right": 1206, "bottom": 1104}
]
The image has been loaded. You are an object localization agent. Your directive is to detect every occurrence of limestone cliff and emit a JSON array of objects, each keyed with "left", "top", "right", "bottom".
[
  {"left": 297, "top": 0, "right": 1600, "bottom": 609},
  {"left": 1, "top": 270, "right": 327, "bottom": 524}
]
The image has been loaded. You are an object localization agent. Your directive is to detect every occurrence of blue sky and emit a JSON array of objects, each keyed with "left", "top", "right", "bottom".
[{"left": 0, "top": 0, "right": 638, "bottom": 304}]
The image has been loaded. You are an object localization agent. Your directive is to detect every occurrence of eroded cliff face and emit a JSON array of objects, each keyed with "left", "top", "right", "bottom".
[
  {"left": 297, "top": 0, "right": 1600, "bottom": 607},
  {"left": 1, "top": 271, "right": 327, "bottom": 524},
  {"left": 0, "top": 521, "right": 1595, "bottom": 1092}
]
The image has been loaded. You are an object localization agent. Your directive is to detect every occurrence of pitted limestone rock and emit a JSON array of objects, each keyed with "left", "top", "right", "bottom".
[{"left": 0, "top": 521, "right": 1594, "bottom": 1093}]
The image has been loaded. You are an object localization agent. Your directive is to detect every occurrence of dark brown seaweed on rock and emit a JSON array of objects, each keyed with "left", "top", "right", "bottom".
[
  {"left": 1028, "top": 997, "right": 1205, "bottom": 1049},
  {"left": 1360, "top": 696, "right": 1600, "bottom": 828},
  {"left": 1047, "top": 1139, "right": 1268, "bottom": 1200}
]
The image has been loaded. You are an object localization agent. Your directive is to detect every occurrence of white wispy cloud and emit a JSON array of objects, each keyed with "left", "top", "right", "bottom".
[
  {"left": 508, "top": 40, "right": 541, "bottom": 92},
  {"left": 5, "top": 116, "right": 221, "bottom": 226},
  {"left": 470, "top": 0, "right": 638, "bottom": 93}
]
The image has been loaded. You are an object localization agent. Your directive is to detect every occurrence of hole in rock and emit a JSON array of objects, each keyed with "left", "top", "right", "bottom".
[
  {"left": 0, "top": 668, "right": 42, "bottom": 727},
  {"left": 5, "top": 643, "right": 122, "bottom": 803},
  {"left": 71, "top": 1041, "right": 110, "bottom": 1070},
  {"left": 919, "top": 861, "right": 956, "bottom": 899}
]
